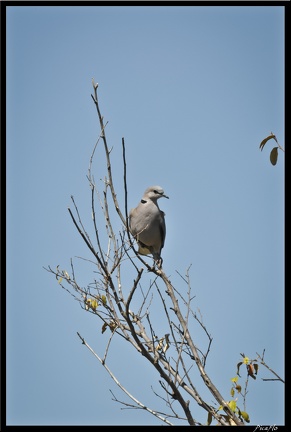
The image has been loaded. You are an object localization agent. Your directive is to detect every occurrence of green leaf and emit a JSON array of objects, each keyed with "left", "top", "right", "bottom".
[
  {"left": 240, "top": 411, "right": 250, "bottom": 423},
  {"left": 270, "top": 147, "right": 278, "bottom": 165},
  {"left": 259, "top": 133, "right": 276, "bottom": 151}
]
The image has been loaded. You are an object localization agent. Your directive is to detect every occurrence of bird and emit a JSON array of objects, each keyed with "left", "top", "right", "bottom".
[{"left": 129, "top": 185, "right": 169, "bottom": 268}]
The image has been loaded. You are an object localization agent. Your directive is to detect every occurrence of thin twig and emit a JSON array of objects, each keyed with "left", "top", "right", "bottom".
[{"left": 76, "top": 332, "right": 174, "bottom": 425}]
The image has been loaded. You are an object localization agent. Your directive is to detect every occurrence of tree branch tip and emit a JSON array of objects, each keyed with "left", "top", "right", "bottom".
[
  {"left": 91, "top": 94, "right": 97, "bottom": 102},
  {"left": 77, "top": 332, "right": 85, "bottom": 344},
  {"left": 91, "top": 79, "right": 98, "bottom": 90}
]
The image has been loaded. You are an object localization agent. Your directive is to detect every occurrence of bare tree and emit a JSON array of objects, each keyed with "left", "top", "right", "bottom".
[{"left": 45, "top": 81, "right": 282, "bottom": 426}]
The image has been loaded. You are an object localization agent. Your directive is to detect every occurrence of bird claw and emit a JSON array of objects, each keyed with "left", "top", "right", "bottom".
[{"left": 156, "top": 258, "right": 163, "bottom": 269}]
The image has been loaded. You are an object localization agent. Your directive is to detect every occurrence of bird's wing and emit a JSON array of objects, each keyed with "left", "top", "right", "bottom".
[{"left": 159, "top": 210, "right": 166, "bottom": 250}]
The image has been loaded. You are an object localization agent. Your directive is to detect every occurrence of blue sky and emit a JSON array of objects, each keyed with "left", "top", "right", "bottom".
[{"left": 6, "top": 5, "right": 285, "bottom": 426}]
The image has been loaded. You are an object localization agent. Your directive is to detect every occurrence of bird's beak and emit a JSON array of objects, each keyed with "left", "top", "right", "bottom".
[{"left": 163, "top": 193, "right": 169, "bottom": 199}]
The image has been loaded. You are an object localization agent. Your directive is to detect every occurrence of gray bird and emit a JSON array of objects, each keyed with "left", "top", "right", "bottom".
[{"left": 129, "top": 186, "right": 169, "bottom": 267}]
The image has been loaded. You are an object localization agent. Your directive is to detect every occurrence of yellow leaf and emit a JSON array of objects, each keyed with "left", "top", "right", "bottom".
[
  {"left": 101, "top": 295, "right": 107, "bottom": 305},
  {"left": 58, "top": 277, "right": 63, "bottom": 284},
  {"left": 91, "top": 299, "right": 98, "bottom": 310},
  {"left": 259, "top": 133, "right": 275, "bottom": 151},
  {"left": 270, "top": 147, "right": 278, "bottom": 165},
  {"left": 243, "top": 357, "right": 249, "bottom": 364},
  {"left": 230, "top": 388, "right": 235, "bottom": 397},
  {"left": 228, "top": 400, "right": 237, "bottom": 412},
  {"left": 231, "top": 376, "right": 238, "bottom": 383},
  {"left": 85, "top": 298, "right": 98, "bottom": 311},
  {"left": 240, "top": 411, "right": 250, "bottom": 423}
]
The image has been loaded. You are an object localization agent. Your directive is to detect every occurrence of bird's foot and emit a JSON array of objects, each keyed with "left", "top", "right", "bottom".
[{"left": 156, "top": 257, "right": 163, "bottom": 269}]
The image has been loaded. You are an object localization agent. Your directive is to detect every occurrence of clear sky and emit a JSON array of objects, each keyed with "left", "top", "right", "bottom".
[{"left": 6, "top": 4, "right": 285, "bottom": 427}]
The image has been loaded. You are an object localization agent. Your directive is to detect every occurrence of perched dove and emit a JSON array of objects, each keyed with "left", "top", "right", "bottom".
[{"left": 129, "top": 186, "right": 169, "bottom": 267}]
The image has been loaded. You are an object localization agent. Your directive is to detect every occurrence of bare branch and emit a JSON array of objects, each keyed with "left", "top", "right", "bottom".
[
  {"left": 256, "top": 351, "right": 285, "bottom": 383},
  {"left": 76, "top": 332, "right": 174, "bottom": 425}
]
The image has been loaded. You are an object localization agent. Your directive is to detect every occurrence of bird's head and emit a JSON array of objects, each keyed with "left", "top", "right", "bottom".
[{"left": 144, "top": 186, "right": 169, "bottom": 201}]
